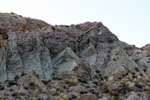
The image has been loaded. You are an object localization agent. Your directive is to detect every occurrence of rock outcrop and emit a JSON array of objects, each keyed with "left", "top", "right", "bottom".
[{"left": 0, "top": 12, "right": 150, "bottom": 100}]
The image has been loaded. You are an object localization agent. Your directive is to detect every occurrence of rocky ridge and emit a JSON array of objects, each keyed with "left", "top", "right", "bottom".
[{"left": 0, "top": 12, "right": 150, "bottom": 100}]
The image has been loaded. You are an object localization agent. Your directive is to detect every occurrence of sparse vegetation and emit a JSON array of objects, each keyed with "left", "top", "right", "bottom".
[
  {"left": 0, "top": 13, "right": 150, "bottom": 100},
  {"left": 50, "top": 88, "right": 57, "bottom": 96},
  {"left": 67, "top": 79, "right": 78, "bottom": 86}
]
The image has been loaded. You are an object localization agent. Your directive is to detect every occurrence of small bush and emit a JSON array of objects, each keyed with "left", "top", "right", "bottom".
[
  {"left": 50, "top": 88, "right": 57, "bottom": 96},
  {"left": 29, "top": 82, "right": 35, "bottom": 88},
  {"left": 145, "top": 86, "right": 150, "bottom": 91},
  {"left": 68, "top": 80, "right": 78, "bottom": 86},
  {"left": 135, "top": 68, "right": 139, "bottom": 72},
  {"left": 135, "top": 82, "right": 143, "bottom": 89},
  {"left": 80, "top": 89, "right": 88, "bottom": 94},
  {"left": 83, "top": 84, "right": 90, "bottom": 88},
  {"left": 0, "top": 85, "right": 4, "bottom": 90}
]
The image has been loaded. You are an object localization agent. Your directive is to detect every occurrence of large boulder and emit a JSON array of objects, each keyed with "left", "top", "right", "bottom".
[
  {"left": 104, "top": 80, "right": 123, "bottom": 95},
  {"left": 74, "top": 60, "right": 91, "bottom": 81},
  {"left": 18, "top": 72, "right": 45, "bottom": 89},
  {"left": 58, "top": 60, "right": 91, "bottom": 81}
]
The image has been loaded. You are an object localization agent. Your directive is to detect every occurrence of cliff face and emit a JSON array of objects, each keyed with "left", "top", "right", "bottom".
[
  {"left": 0, "top": 13, "right": 150, "bottom": 100},
  {"left": 0, "top": 13, "right": 119, "bottom": 81}
]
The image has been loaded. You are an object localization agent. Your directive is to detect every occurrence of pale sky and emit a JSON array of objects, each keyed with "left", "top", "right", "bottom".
[{"left": 0, "top": 0, "right": 150, "bottom": 47}]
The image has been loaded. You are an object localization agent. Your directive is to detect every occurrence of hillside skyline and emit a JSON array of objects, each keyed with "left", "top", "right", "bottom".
[{"left": 0, "top": 0, "right": 150, "bottom": 47}]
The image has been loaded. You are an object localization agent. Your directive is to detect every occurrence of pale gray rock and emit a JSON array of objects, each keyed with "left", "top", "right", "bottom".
[
  {"left": 24, "top": 42, "right": 52, "bottom": 80},
  {"left": 99, "top": 97, "right": 109, "bottom": 100},
  {"left": 104, "top": 47, "right": 148, "bottom": 78},
  {"left": 0, "top": 46, "right": 7, "bottom": 82},
  {"left": 127, "top": 92, "right": 139, "bottom": 100},
  {"left": 6, "top": 33, "right": 22, "bottom": 80},
  {"left": 139, "top": 57, "right": 149, "bottom": 66},
  {"left": 127, "top": 92, "right": 150, "bottom": 100},
  {"left": 81, "top": 43, "right": 97, "bottom": 66},
  {"left": 52, "top": 47, "right": 79, "bottom": 75}
]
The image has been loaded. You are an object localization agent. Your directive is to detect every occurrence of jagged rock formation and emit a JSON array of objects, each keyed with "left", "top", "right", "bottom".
[
  {"left": 0, "top": 13, "right": 120, "bottom": 81},
  {"left": 0, "top": 12, "right": 150, "bottom": 100}
]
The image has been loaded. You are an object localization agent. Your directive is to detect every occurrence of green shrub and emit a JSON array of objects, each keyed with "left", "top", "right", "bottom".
[
  {"left": 50, "top": 88, "right": 57, "bottom": 96},
  {"left": 29, "top": 82, "right": 35, "bottom": 88},
  {"left": 80, "top": 89, "right": 88, "bottom": 94},
  {"left": 135, "top": 68, "right": 139, "bottom": 72},
  {"left": 68, "top": 80, "right": 78, "bottom": 86}
]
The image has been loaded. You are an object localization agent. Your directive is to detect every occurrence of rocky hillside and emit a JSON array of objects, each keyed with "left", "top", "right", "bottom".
[{"left": 0, "top": 12, "right": 150, "bottom": 100}]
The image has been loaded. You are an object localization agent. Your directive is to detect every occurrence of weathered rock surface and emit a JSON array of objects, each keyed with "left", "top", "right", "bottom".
[
  {"left": 52, "top": 47, "right": 79, "bottom": 75},
  {"left": 6, "top": 32, "right": 22, "bottom": 80},
  {"left": 80, "top": 93, "right": 98, "bottom": 100},
  {"left": 0, "top": 46, "right": 7, "bottom": 82},
  {"left": 19, "top": 72, "right": 45, "bottom": 89},
  {"left": 105, "top": 80, "right": 123, "bottom": 95},
  {"left": 99, "top": 97, "right": 109, "bottom": 100},
  {"left": 0, "top": 12, "right": 150, "bottom": 100}
]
